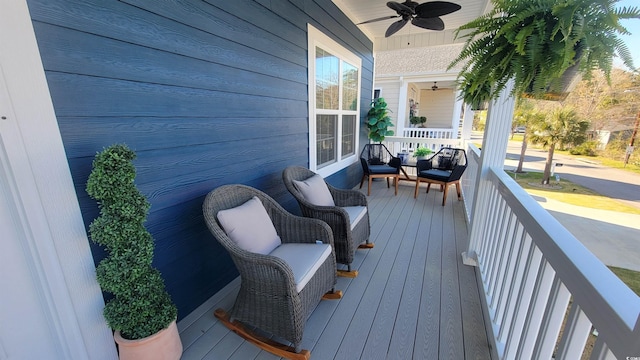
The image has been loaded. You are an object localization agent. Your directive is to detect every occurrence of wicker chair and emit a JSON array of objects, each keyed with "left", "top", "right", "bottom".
[
  {"left": 283, "top": 166, "right": 372, "bottom": 277},
  {"left": 203, "top": 184, "right": 340, "bottom": 359},
  {"left": 414, "top": 148, "right": 467, "bottom": 206}
]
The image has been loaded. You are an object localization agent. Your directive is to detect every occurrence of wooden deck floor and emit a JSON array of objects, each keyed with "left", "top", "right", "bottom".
[{"left": 177, "top": 180, "right": 492, "bottom": 360}]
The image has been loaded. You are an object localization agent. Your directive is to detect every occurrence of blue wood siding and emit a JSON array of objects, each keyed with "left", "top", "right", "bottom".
[{"left": 26, "top": 0, "right": 373, "bottom": 318}]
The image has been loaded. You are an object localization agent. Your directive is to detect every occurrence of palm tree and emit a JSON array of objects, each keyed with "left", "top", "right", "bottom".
[
  {"left": 529, "top": 108, "right": 590, "bottom": 184},
  {"left": 512, "top": 99, "right": 545, "bottom": 173}
]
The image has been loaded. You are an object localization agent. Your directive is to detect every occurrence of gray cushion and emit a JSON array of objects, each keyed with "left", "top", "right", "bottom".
[
  {"left": 292, "top": 174, "right": 335, "bottom": 206},
  {"left": 216, "top": 196, "right": 281, "bottom": 255},
  {"left": 341, "top": 206, "right": 367, "bottom": 231},
  {"left": 270, "top": 243, "right": 332, "bottom": 292}
]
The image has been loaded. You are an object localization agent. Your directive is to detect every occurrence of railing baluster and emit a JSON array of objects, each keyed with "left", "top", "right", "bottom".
[
  {"left": 589, "top": 337, "right": 616, "bottom": 360},
  {"left": 488, "top": 201, "right": 512, "bottom": 309},
  {"left": 505, "top": 255, "right": 554, "bottom": 359},
  {"left": 555, "top": 303, "right": 592, "bottom": 360},
  {"left": 532, "top": 275, "right": 571, "bottom": 359},
  {"left": 494, "top": 215, "right": 522, "bottom": 328}
]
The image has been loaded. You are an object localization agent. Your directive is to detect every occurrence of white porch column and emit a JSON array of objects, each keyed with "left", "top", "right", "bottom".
[
  {"left": 461, "top": 104, "right": 474, "bottom": 143},
  {"left": 451, "top": 90, "right": 464, "bottom": 138},
  {"left": 0, "top": 1, "right": 117, "bottom": 358},
  {"left": 463, "top": 81, "right": 516, "bottom": 266},
  {"left": 396, "top": 78, "right": 408, "bottom": 137}
]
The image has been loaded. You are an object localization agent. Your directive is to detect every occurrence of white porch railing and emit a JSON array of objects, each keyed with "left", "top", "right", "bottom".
[
  {"left": 403, "top": 127, "right": 454, "bottom": 140},
  {"left": 463, "top": 145, "right": 640, "bottom": 360}
]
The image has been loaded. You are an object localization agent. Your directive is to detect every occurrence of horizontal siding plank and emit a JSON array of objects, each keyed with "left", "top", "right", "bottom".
[
  {"left": 46, "top": 73, "right": 306, "bottom": 118},
  {"left": 28, "top": 0, "right": 306, "bottom": 82},
  {"left": 123, "top": 0, "right": 307, "bottom": 64},
  {"left": 58, "top": 117, "right": 308, "bottom": 157},
  {"left": 33, "top": 22, "right": 306, "bottom": 101}
]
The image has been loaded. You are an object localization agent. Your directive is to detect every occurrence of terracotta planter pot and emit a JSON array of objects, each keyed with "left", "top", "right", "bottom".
[{"left": 114, "top": 320, "right": 182, "bottom": 360}]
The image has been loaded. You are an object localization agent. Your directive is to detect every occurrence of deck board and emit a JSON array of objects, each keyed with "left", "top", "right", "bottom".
[{"left": 179, "top": 181, "right": 491, "bottom": 359}]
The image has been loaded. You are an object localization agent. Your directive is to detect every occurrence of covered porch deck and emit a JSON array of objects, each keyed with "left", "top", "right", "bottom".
[{"left": 177, "top": 180, "right": 492, "bottom": 359}]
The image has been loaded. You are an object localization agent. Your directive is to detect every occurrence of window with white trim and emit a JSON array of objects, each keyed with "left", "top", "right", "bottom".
[{"left": 308, "top": 25, "right": 361, "bottom": 176}]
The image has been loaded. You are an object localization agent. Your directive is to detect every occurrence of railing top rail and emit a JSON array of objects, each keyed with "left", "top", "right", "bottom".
[
  {"left": 487, "top": 167, "right": 640, "bottom": 350},
  {"left": 384, "top": 136, "right": 460, "bottom": 145}
]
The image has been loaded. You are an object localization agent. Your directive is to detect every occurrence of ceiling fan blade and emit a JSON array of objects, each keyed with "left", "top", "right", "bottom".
[
  {"left": 385, "top": 19, "right": 409, "bottom": 37},
  {"left": 387, "top": 1, "right": 413, "bottom": 15},
  {"left": 415, "top": 1, "right": 461, "bottom": 18},
  {"left": 357, "top": 15, "right": 401, "bottom": 25},
  {"left": 411, "top": 17, "right": 445, "bottom": 31}
]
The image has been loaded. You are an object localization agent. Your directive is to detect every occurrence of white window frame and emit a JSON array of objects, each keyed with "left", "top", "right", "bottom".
[{"left": 307, "top": 24, "right": 362, "bottom": 177}]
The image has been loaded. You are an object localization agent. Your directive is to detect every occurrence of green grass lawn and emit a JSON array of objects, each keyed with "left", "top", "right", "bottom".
[
  {"left": 505, "top": 170, "right": 640, "bottom": 215},
  {"left": 608, "top": 266, "right": 640, "bottom": 297}
]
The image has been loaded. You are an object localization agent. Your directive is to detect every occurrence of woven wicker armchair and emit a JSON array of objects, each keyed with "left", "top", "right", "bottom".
[
  {"left": 283, "top": 166, "right": 372, "bottom": 278},
  {"left": 203, "top": 184, "right": 340, "bottom": 359}
]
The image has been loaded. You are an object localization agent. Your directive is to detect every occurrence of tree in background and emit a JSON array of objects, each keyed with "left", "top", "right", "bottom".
[
  {"left": 529, "top": 107, "right": 590, "bottom": 184},
  {"left": 512, "top": 99, "right": 545, "bottom": 173}
]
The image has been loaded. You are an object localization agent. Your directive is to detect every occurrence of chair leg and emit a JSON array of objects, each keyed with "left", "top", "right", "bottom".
[
  {"left": 367, "top": 177, "right": 372, "bottom": 196},
  {"left": 455, "top": 181, "right": 462, "bottom": 200},
  {"left": 214, "top": 308, "right": 311, "bottom": 360},
  {"left": 441, "top": 184, "right": 449, "bottom": 206},
  {"left": 414, "top": 178, "right": 421, "bottom": 198},
  {"left": 337, "top": 264, "right": 358, "bottom": 277},
  {"left": 386, "top": 177, "right": 390, "bottom": 188},
  {"left": 394, "top": 175, "right": 399, "bottom": 195},
  {"left": 359, "top": 175, "right": 366, "bottom": 189},
  {"left": 426, "top": 183, "right": 432, "bottom": 193}
]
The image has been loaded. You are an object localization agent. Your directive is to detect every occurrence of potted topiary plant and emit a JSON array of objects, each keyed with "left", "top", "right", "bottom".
[
  {"left": 366, "top": 97, "right": 395, "bottom": 142},
  {"left": 86, "top": 144, "right": 182, "bottom": 360},
  {"left": 449, "top": 0, "right": 639, "bottom": 103}
]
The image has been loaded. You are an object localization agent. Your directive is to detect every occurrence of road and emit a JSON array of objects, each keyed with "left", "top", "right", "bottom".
[
  {"left": 504, "top": 139, "right": 640, "bottom": 210},
  {"left": 501, "top": 138, "right": 640, "bottom": 271}
]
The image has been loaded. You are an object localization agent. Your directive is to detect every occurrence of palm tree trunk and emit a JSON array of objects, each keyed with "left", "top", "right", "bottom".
[
  {"left": 516, "top": 133, "right": 527, "bottom": 173},
  {"left": 542, "top": 143, "right": 555, "bottom": 185}
]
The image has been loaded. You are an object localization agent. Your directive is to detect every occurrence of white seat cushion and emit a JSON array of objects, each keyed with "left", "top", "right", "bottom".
[
  {"left": 292, "top": 174, "right": 335, "bottom": 206},
  {"left": 341, "top": 206, "right": 367, "bottom": 231},
  {"left": 216, "top": 196, "right": 281, "bottom": 255},
  {"left": 269, "top": 243, "right": 332, "bottom": 293}
]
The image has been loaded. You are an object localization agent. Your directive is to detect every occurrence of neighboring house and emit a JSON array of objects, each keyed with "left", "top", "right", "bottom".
[
  {"left": 1, "top": 0, "right": 374, "bottom": 357},
  {"left": 587, "top": 124, "right": 636, "bottom": 150}
]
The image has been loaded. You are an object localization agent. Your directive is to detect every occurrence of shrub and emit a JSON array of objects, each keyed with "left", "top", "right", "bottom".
[
  {"left": 86, "top": 144, "right": 177, "bottom": 340},
  {"left": 569, "top": 140, "right": 599, "bottom": 156}
]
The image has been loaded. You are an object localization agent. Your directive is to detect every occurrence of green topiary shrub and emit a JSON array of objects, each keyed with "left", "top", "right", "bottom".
[{"left": 86, "top": 144, "right": 177, "bottom": 340}]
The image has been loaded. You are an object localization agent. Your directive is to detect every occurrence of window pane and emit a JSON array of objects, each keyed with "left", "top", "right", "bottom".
[
  {"left": 341, "top": 115, "right": 356, "bottom": 158},
  {"left": 316, "top": 114, "right": 337, "bottom": 167},
  {"left": 316, "top": 47, "right": 339, "bottom": 110},
  {"left": 342, "top": 62, "right": 358, "bottom": 111}
]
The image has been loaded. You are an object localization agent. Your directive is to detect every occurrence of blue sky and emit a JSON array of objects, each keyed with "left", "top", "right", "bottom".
[{"left": 617, "top": 0, "right": 640, "bottom": 69}]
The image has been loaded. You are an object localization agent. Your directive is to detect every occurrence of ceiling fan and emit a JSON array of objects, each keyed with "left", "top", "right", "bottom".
[{"left": 357, "top": 1, "right": 462, "bottom": 37}]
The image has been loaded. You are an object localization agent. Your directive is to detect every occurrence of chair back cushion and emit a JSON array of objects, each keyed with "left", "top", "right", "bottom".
[
  {"left": 216, "top": 196, "right": 281, "bottom": 254},
  {"left": 292, "top": 174, "right": 335, "bottom": 206},
  {"left": 341, "top": 206, "right": 367, "bottom": 231},
  {"left": 270, "top": 243, "right": 332, "bottom": 292}
]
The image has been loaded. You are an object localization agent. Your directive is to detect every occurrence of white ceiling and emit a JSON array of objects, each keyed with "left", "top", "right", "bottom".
[{"left": 333, "top": 0, "right": 491, "bottom": 42}]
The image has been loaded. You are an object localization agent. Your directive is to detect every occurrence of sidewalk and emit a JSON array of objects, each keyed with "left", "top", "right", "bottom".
[{"left": 532, "top": 196, "right": 640, "bottom": 272}]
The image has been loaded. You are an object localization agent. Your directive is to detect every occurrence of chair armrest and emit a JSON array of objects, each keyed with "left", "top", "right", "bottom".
[
  {"left": 227, "top": 244, "right": 298, "bottom": 293},
  {"left": 274, "top": 214, "right": 334, "bottom": 247},
  {"left": 416, "top": 159, "right": 433, "bottom": 172},
  {"left": 327, "top": 184, "right": 368, "bottom": 207},
  {"left": 388, "top": 156, "right": 401, "bottom": 168}
]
